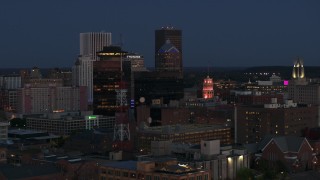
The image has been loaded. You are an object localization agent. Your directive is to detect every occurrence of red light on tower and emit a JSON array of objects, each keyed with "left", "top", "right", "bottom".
[{"left": 203, "top": 76, "right": 214, "bottom": 99}]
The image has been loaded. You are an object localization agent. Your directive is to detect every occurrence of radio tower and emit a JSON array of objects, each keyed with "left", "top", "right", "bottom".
[{"left": 112, "top": 35, "right": 132, "bottom": 152}]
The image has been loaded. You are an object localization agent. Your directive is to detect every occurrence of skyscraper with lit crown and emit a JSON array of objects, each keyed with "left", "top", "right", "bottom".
[
  {"left": 155, "top": 26, "right": 182, "bottom": 73},
  {"left": 292, "top": 57, "right": 305, "bottom": 79}
]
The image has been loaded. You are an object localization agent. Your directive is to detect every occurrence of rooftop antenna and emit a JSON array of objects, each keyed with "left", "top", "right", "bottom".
[
  {"left": 207, "top": 60, "right": 210, "bottom": 77},
  {"left": 119, "top": 33, "right": 124, "bottom": 48}
]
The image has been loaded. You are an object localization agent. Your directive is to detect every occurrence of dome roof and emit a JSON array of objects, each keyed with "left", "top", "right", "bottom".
[{"left": 158, "top": 40, "right": 179, "bottom": 54}]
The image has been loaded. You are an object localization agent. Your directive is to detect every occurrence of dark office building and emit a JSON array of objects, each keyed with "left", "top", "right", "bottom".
[
  {"left": 93, "top": 46, "right": 130, "bottom": 116},
  {"left": 134, "top": 71, "right": 184, "bottom": 105},
  {"left": 155, "top": 40, "right": 182, "bottom": 74},
  {"left": 155, "top": 27, "right": 182, "bottom": 74}
]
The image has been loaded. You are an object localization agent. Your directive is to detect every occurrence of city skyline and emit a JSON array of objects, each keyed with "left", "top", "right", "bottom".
[{"left": 0, "top": 0, "right": 320, "bottom": 68}]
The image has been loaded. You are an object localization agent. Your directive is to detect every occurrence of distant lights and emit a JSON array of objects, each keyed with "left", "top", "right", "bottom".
[
  {"left": 178, "top": 163, "right": 189, "bottom": 168},
  {"left": 161, "top": 26, "right": 174, "bottom": 30}
]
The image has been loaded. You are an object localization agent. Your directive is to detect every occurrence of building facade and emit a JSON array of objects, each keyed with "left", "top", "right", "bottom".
[
  {"left": 259, "top": 136, "right": 317, "bottom": 172},
  {"left": 155, "top": 40, "right": 182, "bottom": 73},
  {"left": 0, "top": 75, "right": 21, "bottom": 89},
  {"left": 72, "top": 55, "right": 95, "bottom": 103},
  {"left": 134, "top": 71, "right": 184, "bottom": 105},
  {"left": 137, "top": 124, "right": 232, "bottom": 153},
  {"left": 93, "top": 46, "right": 130, "bottom": 116},
  {"left": 155, "top": 26, "right": 182, "bottom": 55},
  {"left": 26, "top": 112, "right": 115, "bottom": 135},
  {"left": 155, "top": 27, "right": 182, "bottom": 75},
  {"left": 0, "top": 122, "right": 9, "bottom": 141},
  {"left": 17, "top": 85, "right": 88, "bottom": 115},
  {"left": 236, "top": 100, "right": 318, "bottom": 144},
  {"left": 99, "top": 160, "right": 210, "bottom": 180},
  {"left": 170, "top": 140, "right": 250, "bottom": 180},
  {"left": 80, "top": 32, "right": 112, "bottom": 60},
  {"left": 124, "top": 53, "right": 147, "bottom": 72}
]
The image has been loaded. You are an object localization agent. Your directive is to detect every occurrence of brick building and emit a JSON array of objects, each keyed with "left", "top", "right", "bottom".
[
  {"left": 236, "top": 100, "right": 318, "bottom": 144},
  {"left": 257, "top": 136, "right": 317, "bottom": 171},
  {"left": 137, "top": 124, "right": 232, "bottom": 153},
  {"left": 17, "top": 85, "right": 88, "bottom": 115}
]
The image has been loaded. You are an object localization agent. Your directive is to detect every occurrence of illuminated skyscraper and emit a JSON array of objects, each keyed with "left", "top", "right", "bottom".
[
  {"left": 80, "top": 32, "right": 112, "bottom": 60},
  {"left": 93, "top": 46, "right": 129, "bottom": 116},
  {"left": 155, "top": 40, "right": 182, "bottom": 73},
  {"left": 292, "top": 57, "right": 305, "bottom": 79},
  {"left": 155, "top": 27, "right": 182, "bottom": 73}
]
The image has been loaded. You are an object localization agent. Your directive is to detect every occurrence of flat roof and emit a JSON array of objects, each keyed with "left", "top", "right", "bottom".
[
  {"left": 8, "top": 129, "right": 46, "bottom": 135},
  {"left": 101, "top": 160, "right": 137, "bottom": 171},
  {"left": 140, "top": 124, "right": 229, "bottom": 134},
  {"left": 31, "top": 135, "right": 60, "bottom": 140},
  {"left": 0, "top": 164, "right": 60, "bottom": 179}
]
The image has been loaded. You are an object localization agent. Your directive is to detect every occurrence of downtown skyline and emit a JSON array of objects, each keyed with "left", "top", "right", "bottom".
[{"left": 0, "top": 0, "right": 320, "bottom": 68}]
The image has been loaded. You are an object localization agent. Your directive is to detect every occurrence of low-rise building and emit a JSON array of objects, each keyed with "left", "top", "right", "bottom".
[
  {"left": 26, "top": 112, "right": 115, "bottom": 135},
  {"left": 137, "top": 124, "right": 232, "bottom": 153},
  {"left": 8, "top": 129, "right": 59, "bottom": 150},
  {"left": 0, "top": 164, "right": 63, "bottom": 179},
  {"left": 150, "top": 139, "right": 250, "bottom": 180},
  {"left": 236, "top": 99, "right": 318, "bottom": 144},
  {"left": 255, "top": 136, "right": 317, "bottom": 172},
  {"left": 99, "top": 160, "right": 210, "bottom": 180}
]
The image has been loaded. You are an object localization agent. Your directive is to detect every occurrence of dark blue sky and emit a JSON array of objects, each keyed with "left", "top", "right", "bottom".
[{"left": 1, "top": 0, "right": 320, "bottom": 68}]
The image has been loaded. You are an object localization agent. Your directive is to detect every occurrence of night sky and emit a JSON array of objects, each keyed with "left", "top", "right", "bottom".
[{"left": 1, "top": 0, "right": 320, "bottom": 68}]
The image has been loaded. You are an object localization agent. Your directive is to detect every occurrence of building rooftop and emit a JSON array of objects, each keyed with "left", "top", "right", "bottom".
[
  {"left": 8, "top": 129, "right": 47, "bottom": 135},
  {"left": 97, "top": 46, "right": 128, "bottom": 57},
  {"left": 156, "top": 164, "right": 196, "bottom": 175},
  {"left": 8, "top": 129, "right": 59, "bottom": 140},
  {"left": 259, "top": 135, "right": 308, "bottom": 153},
  {"left": 140, "top": 124, "right": 229, "bottom": 134},
  {"left": 101, "top": 160, "right": 137, "bottom": 171},
  {"left": 0, "top": 164, "right": 60, "bottom": 179}
]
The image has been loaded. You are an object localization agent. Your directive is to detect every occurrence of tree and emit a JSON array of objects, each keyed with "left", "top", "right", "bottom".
[
  {"left": 0, "top": 110, "right": 7, "bottom": 120},
  {"left": 51, "top": 136, "right": 66, "bottom": 148},
  {"left": 236, "top": 168, "right": 254, "bottom": 180}
]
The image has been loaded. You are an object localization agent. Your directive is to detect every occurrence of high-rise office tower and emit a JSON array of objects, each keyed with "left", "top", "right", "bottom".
[
  {"left": 155, "top": 26, "right": 182, "bottom": 73},
  {"left": 155, "top": 40, "right": 182, "bottom": 73},
  {"left": 93, "top": 46, "right": 130, "bottom": 116},
  {"left": 80, "top": 32, "right": 112, "bottom": 60},
  {"left": 72, "top": 55, "right": 95, "bottom": 103}
]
